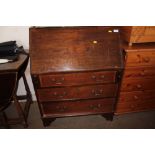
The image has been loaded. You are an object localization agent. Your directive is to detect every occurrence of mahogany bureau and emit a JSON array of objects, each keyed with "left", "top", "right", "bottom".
[
  {"left": 116, "top": 43, "right": 155, "bottom": 114},
  {"left": 29, "top": 27, "right": 124, "bottom": 126}
]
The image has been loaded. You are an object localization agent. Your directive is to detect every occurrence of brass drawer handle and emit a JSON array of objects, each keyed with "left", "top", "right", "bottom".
[
  {"left": 53, "top": 91, "right": 67, "bottom": 98},
  {"left": 90, "top": 104, "right": 101, "bottom": 110},
  {"left": 143, "top": 57, "right": 150, "bottom": 63},
  {"left": 92, "top": 75, "right": 96, "bottom": 79},
  {"left": 134, "top": 95, "right": 138, "bottom": 100},
  {"left": 51, "top": 78, "right": 56, "bottom": 82},
  {"left": 101, "top": 75, "right": 105, "bottom": 79},
  {"left": 51, "top": 77, "right": 65, "bottom": 84},
  {"left": 91, "top": 75, "right": 105, "bottom": 81},
  {"left": 136, "top": 84, "right": 142, "bottom": 89},
  {"left": 92, "top": 89, "right": 103, "bottom": 96},
  {"left": 59, "top": 91, "right": 67, "bottom": 98},
  {"left": 56, "top": 105, "right": 67, "bottom": 112},
  {"left": 53, "top": 92, "right": 58, "bottom": 96},
  {"left": 140, "top": 71, "right": 145, "bottom": 76}
]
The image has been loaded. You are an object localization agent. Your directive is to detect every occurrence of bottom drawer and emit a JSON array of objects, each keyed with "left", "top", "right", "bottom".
[
  {"left": 40, "top": 98, "right": 115, "bottom": 117},
  {"left": 116, "top": 99, "right": 155, "bottom": 114}
]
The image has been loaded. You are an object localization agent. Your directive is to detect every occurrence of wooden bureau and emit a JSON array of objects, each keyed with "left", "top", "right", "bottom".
[
  {"left": 116, "top": 43, "right": 155, "bottom": 114},
  {"left": 29, "top": 27, "right": 123, "bottom": 126}
]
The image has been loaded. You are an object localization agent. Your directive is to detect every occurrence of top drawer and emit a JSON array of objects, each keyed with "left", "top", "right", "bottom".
[
  {"left": 126, "top": 51, "right": 155, "bottom": 67},
  {"left": 39, "top": 71, "right": 116, "bottom": 87}
]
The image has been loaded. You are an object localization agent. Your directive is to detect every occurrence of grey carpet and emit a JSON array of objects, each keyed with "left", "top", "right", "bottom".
[{"left": 3, "top": 102, "right": 155, "bottom": 129}]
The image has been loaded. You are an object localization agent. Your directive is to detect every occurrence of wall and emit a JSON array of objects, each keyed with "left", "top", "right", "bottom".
[{"left": 0, "top": 26, "right": 36, "bottom": 100}]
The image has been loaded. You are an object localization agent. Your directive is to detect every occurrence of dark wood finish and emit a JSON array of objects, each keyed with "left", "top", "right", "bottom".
[
  {"left": 41, "top": 98, "right": 115, "bottom": 118},
  {"left": 30, "top": 27, "right": 124, "bottom": 126},
  {"left": 121, "top": 26, "right": 155, "bottom": 46},
  {"left": 0, "top": 72, "right": 17, "bottom": 128},
  {"left": 37, "top": 84, "right": 117, "bottom": 102},
  {"left": 0, "top": 72, "right": 17, "bottom": 106},
  {"left": 30, "top": 27, "right": 123, "bottom": 74},
  {"left": 39, "top": 71, "right": 116, "bottom": 87},
  {"left": 0, "top": 53, "right": 32, "bottom": 128},
  {"left": 0, "top": 112, "right": 10, "bottom": 128}
]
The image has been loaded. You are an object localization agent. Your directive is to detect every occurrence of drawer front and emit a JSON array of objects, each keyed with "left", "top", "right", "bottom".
[
  {"left": 126, "top": 51, "right": 155, "bottom": 67},
  {"left": 130, "top": 27, "right": 155, "bottom": 43},
  {"left": 39, "top": 71, "right": 116, "bottom": 87},
  {"left": 116, "top": 102, "right": 137, "bottom": 114},
  {"left": 116, "top": 99, "right": 155, "bottom": 114},
  {"left": 41, "top": 98, "right": 115, "bottom": 117},
  {"left": 131, "top": 27, "right": 155, "bottom": 36},
  {"left": 123, "top": 67, "right": 155, "bottom": 79},
  {"left": 118, "top": 90, "right": 155, "bottom": 104},
  {"left": 121, "top": 78, "right": 155, "bottom": 92},
  {"left": 122, "top": 27, "right": 155, "bottom": 44},
  {"left": 37, "top": 84, "right": 118, "bottom": 102}
]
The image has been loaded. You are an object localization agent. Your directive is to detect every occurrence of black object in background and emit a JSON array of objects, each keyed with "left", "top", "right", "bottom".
[
  {"left": 0, "top": 41, "right": 18, "bottom": 57},
  {"left": 0, "top": 41, "right": 16, "bottom": 47}
]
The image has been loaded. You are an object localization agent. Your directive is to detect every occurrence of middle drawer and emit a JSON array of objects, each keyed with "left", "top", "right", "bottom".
[
  {"left": 120, "top": 78, "right": 155, "bottom": 92},
  {"left": 37, "top": 84, "right": 118, "bottom": 102}
]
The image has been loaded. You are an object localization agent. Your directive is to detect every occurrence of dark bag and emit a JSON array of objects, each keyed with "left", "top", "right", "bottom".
[
  {"left": 0, "top": 41, "right": 18, "bottom": 57},
  {"left": 0, "top": 41, "right": 27, "bottom": 62}
]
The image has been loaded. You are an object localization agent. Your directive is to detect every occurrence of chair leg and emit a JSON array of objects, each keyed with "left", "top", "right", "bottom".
[
  {"left": 22, "top": 73, "right": 33, "bottom": 118},
  {"left": 13, "top": 95, "right": 28, "bottom": 128},
  {"left": 0, "top": 112, "right": 10, "bottom": 129},
  {"left": 11, "top": 73, "right": 32, "bottom": 128}
]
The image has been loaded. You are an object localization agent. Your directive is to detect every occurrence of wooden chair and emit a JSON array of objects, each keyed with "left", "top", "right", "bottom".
[
  {"left": 0, "top": 72, "right": 17, "bottom": 128},
  {"left": 13, "top": 54, "right": 32, "bottom": 128},
  {"left": 0, "top": 52, "right": 33, "bottom": 128}
]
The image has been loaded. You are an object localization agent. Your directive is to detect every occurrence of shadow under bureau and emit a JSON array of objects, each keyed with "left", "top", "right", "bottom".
[{"left": 30, "top": 27, "right": 123, "bottom": 126}]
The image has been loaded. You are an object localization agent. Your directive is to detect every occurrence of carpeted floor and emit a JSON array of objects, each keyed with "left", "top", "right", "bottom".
[{"left": 3, "top": 102, "right": 155, "bottom": 129}]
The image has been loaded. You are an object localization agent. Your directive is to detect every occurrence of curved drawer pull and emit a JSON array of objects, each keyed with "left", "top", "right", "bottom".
[
  {"left": 56, "top": 105, "right": 67, "bottom": 112},
  {"left": 51, "top": 77, "right": 65, "bottom": 84},
  {"left": 59, "top": 91, "right": 67, "bottom": 98},
  {"left": 140, "top": 71, "right": 145, "bottom": 76},
  {"left": 53, "top": 92, "right": 58, "bottom": 96},
  {"left": 53, "top": 91, "right": 67, "bottom": 98},
  {"left": 91, "top": 75, "right": 96, "bottom": 79},
  {"left": 136, "top": 84, "right": 142, "bottom": 89},
  {"left": 91, "top": 75, "right": 105, "bottom": 81},
  {"left": 90, "top": 104, "right": 101, "bottom": 110},
  {"left": 134, "top": 95, "right": 138, "bottom": 100},
  {"left": 51, "top": 78, "right": 56, "bottom": 82},
  {"left": 92, "top": 89, "right": 103, "bottom": 96},
  {"left": 101, "top": 75, "right": 105, "bottom": 79}
]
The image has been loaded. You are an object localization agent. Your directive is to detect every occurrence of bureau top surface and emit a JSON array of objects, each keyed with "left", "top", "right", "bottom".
[{"left": 30, "top": 27, "right": 123, "bottom": 74}]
